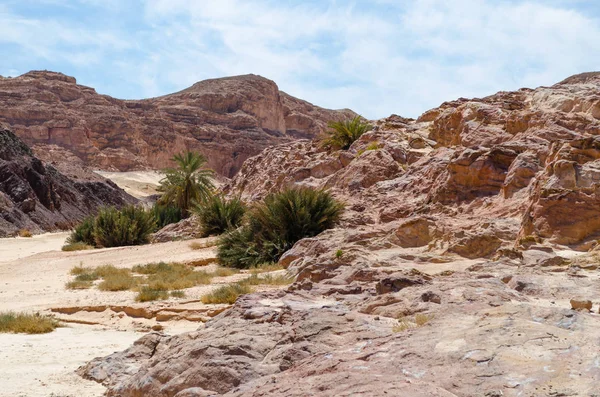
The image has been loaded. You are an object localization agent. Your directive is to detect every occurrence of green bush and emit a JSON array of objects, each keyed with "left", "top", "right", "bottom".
[
  {"left": 218, "top": 187, "right": 344, "bottom": 268},
  {"left": 321, "top": 115, "right": 372, "bottom": 150},
  {"left": 94, "top": 206, "right": 156, "bottom": 248},
  {"left": 194, "top": 194, "right": 245, "bottom": 237},
  {"left": 66, "top": 216, "right": 95, "bottom": 246},
  {"left": 151, "top": 203, "right": 182, "bottom": 229}
]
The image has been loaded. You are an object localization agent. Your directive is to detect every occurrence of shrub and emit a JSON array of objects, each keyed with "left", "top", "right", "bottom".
[
  {"left": 66, "top": 216, "right": 95, "bottom": 246},
  {"left": 18, "top": 229, "right": 32, "bottom": 238},
  {"left": 151, "top": 203, "right": 183, "bottom": 229},
  {"left": 62, "top": 242, "right": 95, "bottom": 252},
  {"left": 194, "top": 194, "right": 245, "bottom": 237},
  {"left": 0, "top": 312, "right": 59, "bottom": 334},
  {"left": 98, "top": 269, "right": 137, "bottom": 291},
  {"left": 201, "top": 283, "right": 252, "bottom": 304},
  {"left": 134, "top": 262, "right": 213, "bottom": 290},
  {"left": 94, "top": 206, "right": 156, "bottom": 248},
  {"left": 218, "top": 187, "right": 344, "bottom": 268},
  {"left": 321, "top": 116, "right": 372, "bottom": 150},
  {"left": 335, "top": 249, "right": 343, "bottom": 259},
  {"left": 136, "top": 286, "right": 169, "bottom": 302}
]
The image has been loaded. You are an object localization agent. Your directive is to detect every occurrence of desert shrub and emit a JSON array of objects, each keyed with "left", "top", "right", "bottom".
[
  {"left": 170, "top": 290, "right": 186, "bottom": 298},
  {"left": 66, "top": 216, "right": 95, "bottom": 246},
  {"left": 18, "top": 229, "right": 32, "bottom": 238},
  {"left": 134, "top": 261, "right": 213, "bottom": 290},
  {"left": 0, "top": 312, "right": 59, "bottom": 334},
  {"left": 238, "top": 273, "right": 294, "bottom": 286},
  {"left": 136, "top": 286, "right": 169, "bottom": 302},
  {"left": 194, "top": 194, "right": 245, "bottom": 237},
  {"left": 62, "top": 242, "right": 95, "bottom": 252},
  {"left": 201, "top": 283, "right": 252, "bottom": 304},
  {"left": 218, "top": 187, "right": 344, "bottom": 268},
  {"left": 94, "top": 205, "right": 156, "bottom": 248},
  {"left": 151, "top": 203, "right": 183, "bottom": 229},
  {"left": 65, "top": 265, "right": 99, "bottom": 289},
  {"left": 97, "top": 266, "right": 137, "bottom": 291},
  {"left": 158, "top": 151, "right": 215, "bottom": 217},
  {"left": 321, "top": 116, "right": 372, "bottom": 150}
]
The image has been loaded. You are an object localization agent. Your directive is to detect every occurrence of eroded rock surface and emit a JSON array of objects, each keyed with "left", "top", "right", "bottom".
[
  {"left": 83, "top": 73, "right": 600, "bottom": 396},
  {"left": 0, "top": 125, "right": 135, "bottom": 236},
  {"left": 0, "top": 71, "right": 354, "bottom": 177}
]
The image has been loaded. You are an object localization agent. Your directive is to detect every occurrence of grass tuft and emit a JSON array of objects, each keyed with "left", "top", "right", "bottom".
[
  {"left": 249, "top": 263, "right": 284, "bottom": 274},
  {"left": 97, "top": 266, "right": 137, "bottom": 291},
  {"left": 18, "top": 229, "right": 33, "bottom": 238},
  {"left": 212, "top": 267, "right": 239, "bottom": 277},
  {"left": 201, "top": 283, "right": 252, "bottom": 304},
  {"left": 0, "top": 312, "right": 59, "bottom": 334},
  {"left": 239, "top": 273, "right": 294, "bottom": 286},
  {"left": 62, "top": 242, "right": 95, "bottom": 252},
  {"left": 136, "top": 287, "right": 169, "bottom": 302},
  {"left": 170, "top": 290, "right": 186, "bottom": 298}
]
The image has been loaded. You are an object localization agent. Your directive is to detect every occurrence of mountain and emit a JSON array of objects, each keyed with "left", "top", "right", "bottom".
[
  {"left": 0, "top": 125, "right": 135, "bottom": 237},
  {"left": 0, "top": 71, "right": 354, "bottom": 177},
  {"left": 82, "top": 72, "right": 600, "bottom": 396}
]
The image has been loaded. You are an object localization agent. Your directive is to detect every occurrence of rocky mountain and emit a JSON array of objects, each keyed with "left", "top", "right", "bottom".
[
  {"left": 0, "top": 125, "right": 135, "bottom": 237},
  {"left": 0, "top": 71, "right": 354, "bottom": 177},
  {"left": 81, "top": 73, "right": 600, "bottom": 396}
]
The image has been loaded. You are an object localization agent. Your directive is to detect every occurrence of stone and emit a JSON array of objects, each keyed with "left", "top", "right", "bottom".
[{"left": 570, "top": 299, "right": 592, "bottom": 311}]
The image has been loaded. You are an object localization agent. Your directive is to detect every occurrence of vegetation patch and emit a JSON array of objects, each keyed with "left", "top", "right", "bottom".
[
  {"left": 194, "top": 194, "right": 245, "bottom": 237},
  {"left": 249, "top": 263, "right": 284, "bottom": 274},
  {"left": 201, "top": 283, "right": 252, "bottom": 304},
  {"left": 136, "top": 286, "right": 169, "bottom": 302},
  {"left": 393, "top": 314, "right": 434, "bottom": 333},
  {"left": 62, "top": 242, "right": 95, "bottom": 252},
  {"left": 211, "top": 267, "right": 239, "bottom": 277},
  {"left": 218, "top": 187, "right": 343, "bottom": 268},
  {"left": 239, "top": 273, "right": 294, "bottom": 286},
  {"left": 18, "top": 229, "right": 33, "bottom": 238},
  {"left": 0, "top": 312, "right": 59, "bottom": 334},
  {"left": 321, "top": 115, "right": 372, "bottom": 150}
]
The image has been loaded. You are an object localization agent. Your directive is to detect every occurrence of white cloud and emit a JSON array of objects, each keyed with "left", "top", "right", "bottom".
[{"left": 2, "top": 0, "right": 600, "bottom": 118}]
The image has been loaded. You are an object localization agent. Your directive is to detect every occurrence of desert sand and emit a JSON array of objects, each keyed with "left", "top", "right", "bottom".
[{"left": 0, "top": 233, "right": 227, "bottom": 397}]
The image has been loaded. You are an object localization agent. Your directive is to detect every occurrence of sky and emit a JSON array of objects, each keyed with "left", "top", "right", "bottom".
[{"left": 1, "top": 0, "right": 600, "bottom": 119}]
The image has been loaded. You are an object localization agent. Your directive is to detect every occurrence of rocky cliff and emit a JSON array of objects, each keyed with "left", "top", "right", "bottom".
[
  {"left": 0, "top": 71, "right": 354, "bottom": 177},
  {"left": 0, "top": 125, "right": 135, "bottom": 237},
  {"left": 81, "top": 73, "right": 600, "bottom": 396}
]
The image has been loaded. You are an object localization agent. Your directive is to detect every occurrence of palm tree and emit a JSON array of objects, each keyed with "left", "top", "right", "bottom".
[
  {"left": 158, "top": 151, "right": 215, "bottom": 217},
  {"left": 321, "top": 115, "right": 372, "bottom": 150}
]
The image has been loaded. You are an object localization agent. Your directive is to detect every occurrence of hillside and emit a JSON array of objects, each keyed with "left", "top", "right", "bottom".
[
  {"left": 0, "top": 125, "right": 135, "bottom": 237},
  {"left": 0, "top": 71, "right": 354, "bottom": 177},
  {"left": 81, "top": 72, "right": 600, "bottom": 396}
]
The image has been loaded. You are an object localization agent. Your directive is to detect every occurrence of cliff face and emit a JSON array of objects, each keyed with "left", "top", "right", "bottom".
[
  {"left": 0, "top": 125, "right": 135, "bottom": 237},
  {"left": 82, "top": 73, "right": 600, "bottom": 396},
  {"left": 0, "top": 71, "right": 354, "bottom": 177}
]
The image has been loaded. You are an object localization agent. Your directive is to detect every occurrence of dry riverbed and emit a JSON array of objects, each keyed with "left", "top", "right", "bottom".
[{"left": 0, "top": 232, "right": 269, "bottom": 397}]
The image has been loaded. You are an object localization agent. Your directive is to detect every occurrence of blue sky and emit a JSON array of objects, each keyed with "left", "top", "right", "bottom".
[{"left": 1, "top": 0, "right": 600, "bottom": 119}]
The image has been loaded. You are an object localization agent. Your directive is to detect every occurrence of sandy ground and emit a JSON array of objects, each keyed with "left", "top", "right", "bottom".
[
  {"left": 0, "top": 233, "right": 224, "bottom": 397},
  {"left": 94, "top": 170, "right": 163, "bottom": 199}
]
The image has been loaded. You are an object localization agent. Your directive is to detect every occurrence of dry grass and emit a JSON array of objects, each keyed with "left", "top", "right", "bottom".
[
  {"left": 65, "top": 265, "right": 99, "bottom": 290},
  {"left": 189, "top": 239, "right": 218, "bottom": 250},
  {"left": 136, "top": 286, "right": 169, "bottom": 302},
  {"left": 249, "top": 263, "right": 284, "bottom": 274},
  {"left": 393, "top": 314, "right": 434, "bottom": 333},
  {"left": 18, "top": 229, "right": 33, "bottom": 238},
  {"left": 239, "top": 273, "right": 294, "bottom": 286},
  {"left": 62, "top": 242, "right": 95, "bottom": 252},
  {"left": 0, "top": 312, "right": 59, "bottom": 334},
  {"left": 212, "top": 267, "right": 239, "bottom": 277},
  {"left": 170, "top": 290, "right": 186, "bottom": 298},
  {"left": 201, "top": 283, "right": 252, "bottom": 304},
  {"left": 94, "top": 265, "right": 138, "bottom": 291}
]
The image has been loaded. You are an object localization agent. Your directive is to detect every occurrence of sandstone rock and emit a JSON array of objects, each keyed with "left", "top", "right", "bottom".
[
  {"left": 570, "top": 299, "right": 592, "bottom": 311},
  {"left": 0, "top": 126, "right": 135, "bottom": 235},
  {"left": 83, "top": 72, "right": 600, "bottom": 397},
  {"left": 0, "top": 71, "right": 354, "bottom": 178}
]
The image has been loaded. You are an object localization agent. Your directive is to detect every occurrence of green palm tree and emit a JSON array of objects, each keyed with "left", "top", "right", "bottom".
[
  {"left": 322, "top": 115, "right": 372, "bottom": 150},
  {"left": 158, "top": 151, "right": 215, "bottom": 217}
]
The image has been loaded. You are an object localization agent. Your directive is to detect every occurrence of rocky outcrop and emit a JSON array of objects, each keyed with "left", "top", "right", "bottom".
[
  {"left": 0, "top": 125, "right": 135, "bottom": 236},
  {"left": 0, "top": 71, "right": 354, "bottom": 177},
  {"left": 83, "top": 73, "right": 600, "bottom": 396}
]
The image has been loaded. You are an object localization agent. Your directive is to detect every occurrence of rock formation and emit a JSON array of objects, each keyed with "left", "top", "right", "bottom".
[
  {"left": 0, "top": 125, "right": 135, "bottom": 236},
  {"left": 81, "top": 73, "right": 600, "bottom": 396},
  {"left": 0, "top": 71, "right": 354, "bottom": 177}
]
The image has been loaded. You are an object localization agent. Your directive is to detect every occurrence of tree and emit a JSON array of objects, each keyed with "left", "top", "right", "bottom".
[
  {"left": 158, "top": 151, "right": 215, "bottom": 217},
  {"left": 321, "top": 115, "right": 372, "bottom": 150}
]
